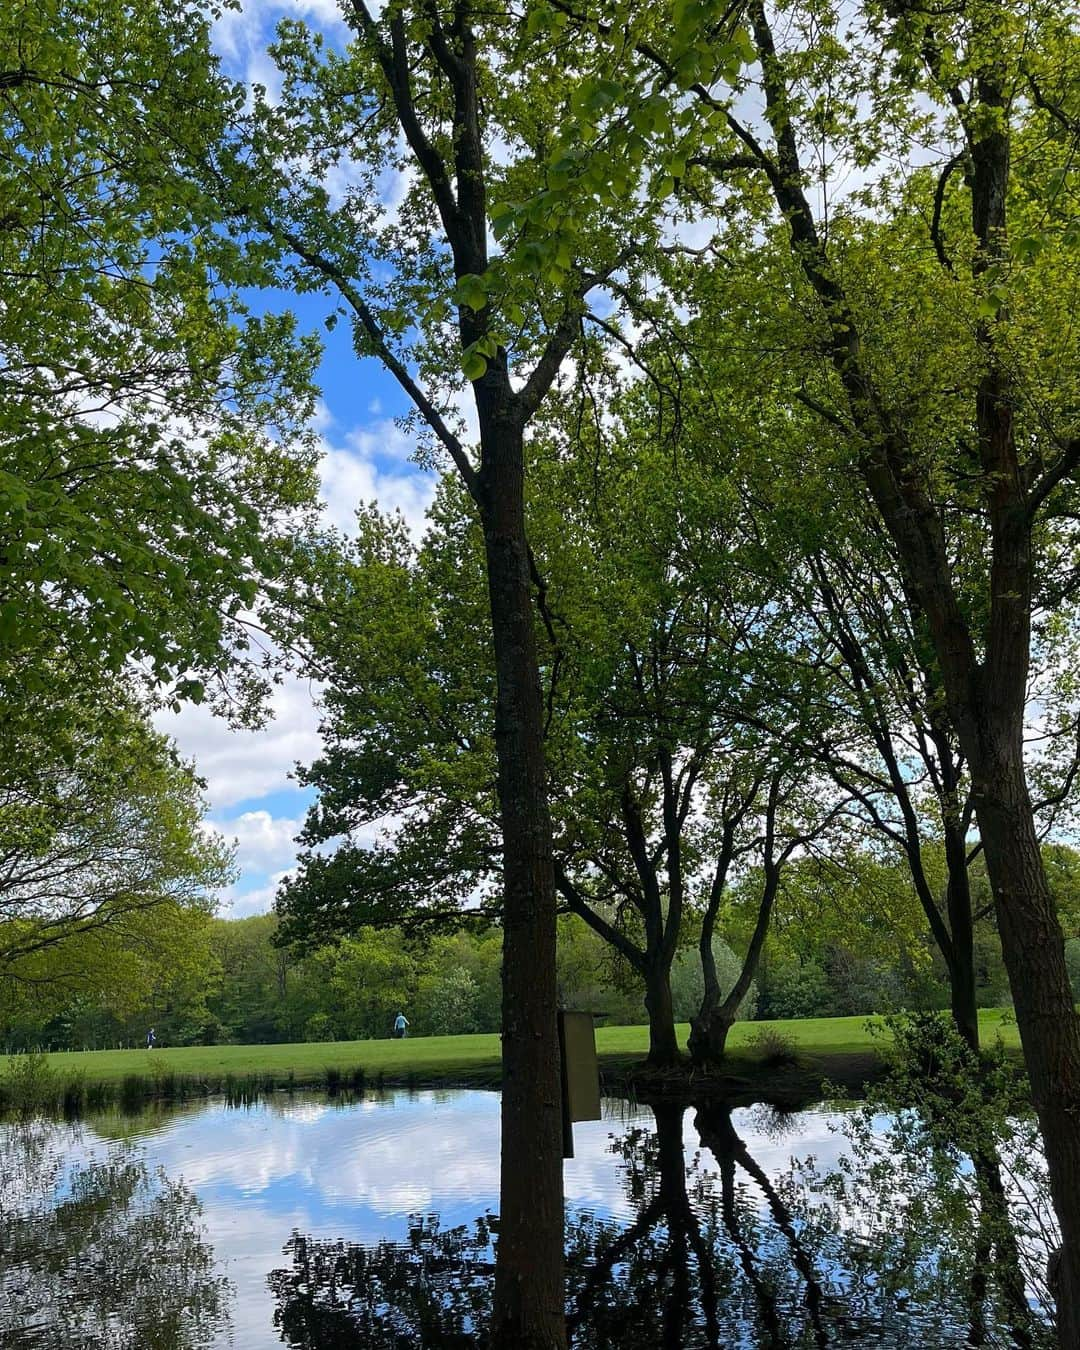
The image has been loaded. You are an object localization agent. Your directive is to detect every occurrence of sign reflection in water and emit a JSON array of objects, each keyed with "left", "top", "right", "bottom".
[{"left": 0, "top": 1089, "right": 1053, "bottom": 1349}]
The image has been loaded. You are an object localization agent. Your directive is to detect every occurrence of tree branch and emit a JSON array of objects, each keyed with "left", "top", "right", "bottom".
[
  {"left": 264, "top": 218, "right": 479, "bottom": 496},
  {"left": 345, "top": 1, "right": 463, "bottom": 240}
]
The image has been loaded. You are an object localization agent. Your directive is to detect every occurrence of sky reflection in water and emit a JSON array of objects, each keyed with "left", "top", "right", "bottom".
[{"left": 0, "top": 1089, "right": 1043, "bottom": 1349}]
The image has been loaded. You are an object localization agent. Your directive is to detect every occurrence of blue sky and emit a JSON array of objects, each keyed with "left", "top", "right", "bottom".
[{"left": 154, "top": 0, "right": 448, "bottom": 918}]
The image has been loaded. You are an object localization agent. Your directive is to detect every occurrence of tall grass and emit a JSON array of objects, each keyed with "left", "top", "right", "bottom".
[{"left": 0, "top": 1053, "right": 372, "bottom": 1119}]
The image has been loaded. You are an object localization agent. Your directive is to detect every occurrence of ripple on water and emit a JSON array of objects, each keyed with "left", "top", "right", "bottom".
[{"left": 0, "top": 1088, "right": 1055, "bottom": 1350}]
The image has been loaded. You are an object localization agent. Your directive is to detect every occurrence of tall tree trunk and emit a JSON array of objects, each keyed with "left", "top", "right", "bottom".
[
  {"left": 972, "top": 747, "right": 1080, "bottom": 1349},
  {"left": 689, "top": 960, "right": 759, "bottom": 1066},
  {"left": 644, "top": 958, "right": 680, "bottom": 1067},
  {"left": 688, "top": 1002, "right": 735, "bottom": 1065},
  {"left": 742, "top": 5, "right": 1080, "bottom": 1329},
  {"left": 943, "top": 819, "right": 980, "bottom": 1056},
  {"left": 687, "top": 933, "right": 762, "bottom": 1067},
  {"left": 689, "top": 892, "right": 727, "bottom": 1066},
  {"left": 947, "top": 940, "right": 979, "bottom": 1060},
  {"left": 479, "top": 415, "right": 565, "bottom": 1350}
]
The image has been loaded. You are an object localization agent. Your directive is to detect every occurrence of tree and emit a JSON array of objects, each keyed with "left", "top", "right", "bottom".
[
  {"left": 188, "top": 4, "right": 666, "bottom": 1335},
  {"left": 278, "top": 430, "right": 830, "bottom": 1066},
  {"left": 669, "top": 937, "right": 757, "bottom": 1023},
  {"left": 0, "top": 689, "right": 232, "bottom": 1016},
  {"left": 686, "top": 767, "right": 845, "bottom": 1064},
  {"left": 533, "top": 437, "right": 816, "bottom": 1066},
  {"left": 692, "top": 8, "right": 1080, "bottom": 1320},
  {"left": 207, "top": 914, "right": 293, "bottom": 1044},
  {"left": 517, "top": 0, "right": 1080, "bottom": 1328},
  {"left": 1, "top": 0, "right": 319, "bottom": 727},
  {"left": 702, "top": 6, "right": 1080, "bottom": 1328},
  {"left": 700, "top": 435, "right": 1080, "bottom": 1050}
]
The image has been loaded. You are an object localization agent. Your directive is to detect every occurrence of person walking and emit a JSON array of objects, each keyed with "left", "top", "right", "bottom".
[
  {"left": 146, "top": 1028, "right": 156, "bottom": 1049},
  {"left": 392, "top": 1012, "right": 409, "bottom": 1040}
]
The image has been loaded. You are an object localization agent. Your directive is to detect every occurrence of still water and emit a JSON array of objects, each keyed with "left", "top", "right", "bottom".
[{"left": 0, "top": 1089, "right": 1052, "bottom": 1348}]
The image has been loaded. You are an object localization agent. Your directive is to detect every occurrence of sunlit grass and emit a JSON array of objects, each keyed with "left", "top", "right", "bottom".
[{"left": 0, "top": 1008, "right": 1020, "bottom": 1090}]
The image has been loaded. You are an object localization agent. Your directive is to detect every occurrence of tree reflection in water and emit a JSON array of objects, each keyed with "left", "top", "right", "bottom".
[
  {"left": 0, "top": 1120, "right": 231, "bottom": 1350},
  {"left": 268, "top": 1102, "right": 1053, "bottom": 1349}
]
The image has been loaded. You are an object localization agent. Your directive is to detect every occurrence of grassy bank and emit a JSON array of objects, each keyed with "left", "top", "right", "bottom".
[{"left": 0, "top": 1009, "right": 1020, "bottom": 1115}]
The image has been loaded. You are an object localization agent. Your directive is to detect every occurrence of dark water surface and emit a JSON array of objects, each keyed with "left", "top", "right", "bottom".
[{"left": 0, "top": 1089, "right": 1051, "bottom": 1348}]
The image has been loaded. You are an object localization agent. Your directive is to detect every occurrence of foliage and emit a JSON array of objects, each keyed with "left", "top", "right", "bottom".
[
  {"left": 787, "top": 1013, "right": 1054, "bottom": 1342},
  {"left": 756, "top": 956, "right": 836, "bottom": 1022},
  {"left": 745, "top": 1026, "right": 799, "bottom": 1069},
  {"left": 0, "top": 1051, "right": 60, "bottom": 1116},
  {"left": 277, "top": 439, "right": 831, "bottom": 1055},
  {"left": 414, "top": 968, "right": 482, "bottom": 1038},
  {"left": 0, "top": 1121, "right": 231, "bottom": 1346},
  {"left": 0, "top": 0, "right": 319, "bottom": 725},
  {"left": 1067, "top": 941, "right": 1080, "bottom": 1003},
  {"left": 0, "top": 687, "right": 231, "bottom": 1024},
  {"left": 670, "top": 941, "right": 757, "bottom": 1023}
]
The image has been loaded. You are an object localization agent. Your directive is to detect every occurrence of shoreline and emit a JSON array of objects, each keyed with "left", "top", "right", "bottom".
[
  {"left": 0, "top": 1051, "right": 888, "bottom": 1118},
  {"left": 0, "top": 1008, "right": 1021, "bottom": 1116}
]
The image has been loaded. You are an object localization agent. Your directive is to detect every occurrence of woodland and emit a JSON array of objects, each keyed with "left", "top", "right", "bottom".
[{"left": 3, "top": 0, "right": 1080, "bottom": 1344}]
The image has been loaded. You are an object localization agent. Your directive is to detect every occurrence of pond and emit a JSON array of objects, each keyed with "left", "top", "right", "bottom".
[{"left": 0, "top": 1088, "right": 1053, "bottom": 1348}]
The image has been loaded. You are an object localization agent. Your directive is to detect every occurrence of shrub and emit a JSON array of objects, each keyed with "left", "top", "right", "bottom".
[
  {"left": 304, "top": 1012, "right": 336, "bottom": 1042},
  {"left": 1, "top": 1050, "right": 59, "bottom": 1115},
  {"left": 415, "top": 967, "right": 482, "bottom": 1036},
  {"left": 670, "top": 941, "right": 758, "bottom": 1022},
  {"left": 747, "top": 1026, "right": 800, "bottom": 1068},
  {"left": 757, "top": 957, "right": 834, "bottom": 1020}
]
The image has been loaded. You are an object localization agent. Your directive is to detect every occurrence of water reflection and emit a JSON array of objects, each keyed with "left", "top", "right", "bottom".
[
  {"left": 0, "top": 1090, "right": 1054, "bottom": 1349},
  {"left": 267, "top": 1100, "right": 1052, "bottom": 1348},
  {"left": 0, "top": 1119, "right": 231, "bottom": 1349},
  {"left": 263, "top": 1107, "right": 806, "bottom": 1348}
]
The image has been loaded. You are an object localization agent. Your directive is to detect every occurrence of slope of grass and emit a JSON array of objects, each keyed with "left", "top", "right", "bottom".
[{"left": 0, "top": 1007, "right": 1021, "bottom": 1097}]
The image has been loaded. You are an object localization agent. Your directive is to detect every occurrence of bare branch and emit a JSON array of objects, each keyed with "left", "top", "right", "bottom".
[{"left": 929, "top": 150, "right": 965, "bottom": 275}]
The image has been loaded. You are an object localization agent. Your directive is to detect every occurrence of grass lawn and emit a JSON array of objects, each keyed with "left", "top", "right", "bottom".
[{"left": 0, "top": 1008, "right": 1021, "bottom": 1093}]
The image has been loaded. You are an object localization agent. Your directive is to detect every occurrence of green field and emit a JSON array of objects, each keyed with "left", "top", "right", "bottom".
[{"left": 0, "top": 1008, "right": 1021, "bottom": 1094}]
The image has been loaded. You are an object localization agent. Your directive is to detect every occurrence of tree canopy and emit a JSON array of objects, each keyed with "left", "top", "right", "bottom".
[
  {"left": 0, "top": 686, "right": 232, "bottom": 1024},
  {"left": 1, "top": 0, "right": 319, "bottom": 723}
]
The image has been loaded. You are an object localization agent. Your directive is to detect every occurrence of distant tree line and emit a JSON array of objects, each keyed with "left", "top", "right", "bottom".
[{"left": 7, "top": 842, "right": 1080, "bottom": 1052}]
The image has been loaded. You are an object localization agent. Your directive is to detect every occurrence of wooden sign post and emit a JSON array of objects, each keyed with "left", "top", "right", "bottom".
[{"left": 558, "top": 1009, "right": 601, "bottom": 1158}]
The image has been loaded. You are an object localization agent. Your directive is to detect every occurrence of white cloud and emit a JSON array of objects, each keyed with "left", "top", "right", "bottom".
[
  {"left": 317, "top": 424, "right": 439, "bottom": 538},
  {"left": 206, "top": 810, "right": 305, "bottom": 873},
  {"left": 156, "top": 672, "right": 322, "bottom": 810},
  {"left": 151, "top": 410, "right": 444, "bottom": 905},
  {"left": 343, "top": 417, "right": 415, "bottom": 462},
  {"left": 213, "top": 0, "right": 350, "bottom": 67},
  {"left": 219, "top": 869, "right": 296, "bottom": 919},
  {"left": 207, "top": 806, "right": 405, "bottom": 918}
]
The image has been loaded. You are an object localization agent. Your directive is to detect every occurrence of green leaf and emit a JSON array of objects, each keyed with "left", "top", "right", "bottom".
[
  {"left": 454, "top": 274, "right": 489, "bottom": 312},
  {"left": 462, "top": 350, "right": 488, "bottom": 380}
]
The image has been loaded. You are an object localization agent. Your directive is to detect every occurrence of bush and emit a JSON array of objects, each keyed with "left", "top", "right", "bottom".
[
  {"left": 1, "top": 1050, "right": 60, "bottom": 1115},
  {"left": 199, "top": 1017, "right": 226, "bottom": 1046},
  {"left": 304, "top": 1013, "right": 336, "bottom": 1042},
  {"left": 747, "top": 1026, "right": 800, "bottom": 1068},
  {"left": 670, "top": 941, "right": 758, "bottom": 1022},
  {"left": 757, "top": 957, "right": 833, "bottom": 1020},
  {"left": 415, "top": 968, "right": 482, "bottom": 1036}
]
